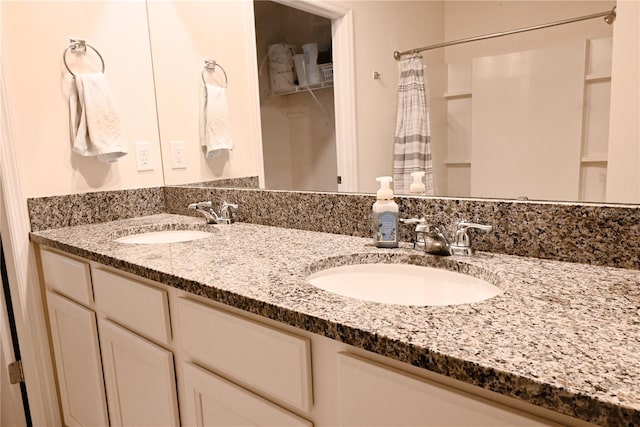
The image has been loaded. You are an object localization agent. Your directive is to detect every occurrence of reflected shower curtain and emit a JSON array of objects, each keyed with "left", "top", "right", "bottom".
[{"left": 393, "top": 55, "right": 434, "bottom": 195}]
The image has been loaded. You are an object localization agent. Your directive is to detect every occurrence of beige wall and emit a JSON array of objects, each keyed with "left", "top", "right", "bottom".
[
  {"left": 1, "top": 0, "right": 163, "bottom": 198},
  {"left": 606, "top": 0, "right": 640, "bottom": 204},
  {"left": 345, "top": 0, "right": 446, "bottom": 193},
  {"left": 146, "top": 0, "right": 262, "bottom": 186},
  {"left": 443, "top": 0, "right": 615, "bottom": 63}
]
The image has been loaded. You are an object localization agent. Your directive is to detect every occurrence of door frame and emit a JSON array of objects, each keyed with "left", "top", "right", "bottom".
[
  {"left": 270, "top": 0, "right": 359, "bottom": 193},
  {"left": 0, "top": 56, "right": 62, "bottom": 426},
  {"left": 0, "top": 235, "right": 28, "bottom": 427}
]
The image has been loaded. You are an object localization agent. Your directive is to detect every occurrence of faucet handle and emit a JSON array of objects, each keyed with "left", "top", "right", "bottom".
[
  {"left": 399, "top": 217, "right": 426, "bottom": 227},
  {"left": 218, "top": 201, "right": 238, "bottom": 224},
  {"left": 450, "top": 221, "right": 492, "bottom": 255}
]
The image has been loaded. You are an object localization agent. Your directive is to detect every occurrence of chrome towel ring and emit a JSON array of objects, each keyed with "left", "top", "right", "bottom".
[
  {"left": 63, "top": 38, "right": 105, "bottom": 77},
  {"left": 201, "top": 59, "right": 228, "bottom": 88}
]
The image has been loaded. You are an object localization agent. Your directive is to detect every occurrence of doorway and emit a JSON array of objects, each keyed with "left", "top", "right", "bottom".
[
  {"left": 0, "top": 236, "right": 30, "bottom": 427},
  {"left": 253, "top": 0, "right": 338, "bottom": 192}
]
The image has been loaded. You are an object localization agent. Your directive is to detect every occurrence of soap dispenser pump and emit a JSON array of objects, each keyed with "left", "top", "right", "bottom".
[
  {"left": 409, "top": 171, "right": 426, "bottom": 195},
  {"left": 372, "top": 176, "right": 399, "bottom": 248}
]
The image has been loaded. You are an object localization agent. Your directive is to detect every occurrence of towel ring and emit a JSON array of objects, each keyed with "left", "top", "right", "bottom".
[
  {"left": 63, "top": 38, "right": 105, "bottom": 77},
  {"left": 201, "top": 59, "right": 228, "bottom": 88}
]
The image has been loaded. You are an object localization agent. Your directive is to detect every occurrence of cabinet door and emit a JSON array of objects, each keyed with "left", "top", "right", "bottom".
[
  {"left": 46, "top": 292, "right": 109, "bottom": 427},
  {"left": 99, "top": 319, "right": 179, "bottom": 427},
  {"left": 337, "top": 353, "right": 559, "bottom": 427},
  {"left": 181, "top": 362, "right": 312, "bottom": 427}
]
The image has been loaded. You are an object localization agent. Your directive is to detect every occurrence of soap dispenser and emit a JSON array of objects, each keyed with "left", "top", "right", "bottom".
[
  {"left": 372, "top": 176, "right": 399, "bottom": 248},
  {"left": 409, "top": 171, "right": 426, "bottom": 195}
]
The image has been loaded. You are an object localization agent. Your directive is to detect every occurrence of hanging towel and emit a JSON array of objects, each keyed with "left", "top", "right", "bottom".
[
  {"left": 69, "top": 72, "right": 127, "bottom": 163},
  {"left": 393, "top": 55, "right": 434, "bottom": 195},
  {"left": 200, "top": 83, "right": 234, "bottom": 159}
]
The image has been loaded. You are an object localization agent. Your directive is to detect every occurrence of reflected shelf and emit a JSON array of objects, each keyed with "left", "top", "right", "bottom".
[
  {"left": 581, "top": 155, "right": 608, "bottom": 163},
  {"left": 443, "top": 90, "right": 472, "bottom": 99},
  {"left": 270, "top": 80, "right": 334, "bottom": 97}
]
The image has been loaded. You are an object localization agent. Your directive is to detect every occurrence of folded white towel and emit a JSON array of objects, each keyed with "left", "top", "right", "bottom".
[
  {"left": 200, "top": 84, "right": 233, "bottom": 159},
  {"left": 69, "top": 73, "right": 127, "bottom": 163}
]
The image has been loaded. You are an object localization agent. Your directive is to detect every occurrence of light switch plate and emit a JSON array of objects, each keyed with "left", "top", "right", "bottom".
[
  {"left": 170, "top": 141, "right": 187, "bottom": 169},
  {"left": 134, "top": 141, "right": 154, "bottom": 171}
]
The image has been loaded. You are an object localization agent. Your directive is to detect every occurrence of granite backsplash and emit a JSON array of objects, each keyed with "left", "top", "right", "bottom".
[{"left": 27, "top": 185, "right": 640, "bottom": 270}]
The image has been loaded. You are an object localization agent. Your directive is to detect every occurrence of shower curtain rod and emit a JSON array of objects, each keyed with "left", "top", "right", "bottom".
[{"left": 393, "top": 6, "right": 616, "bottom": 60}]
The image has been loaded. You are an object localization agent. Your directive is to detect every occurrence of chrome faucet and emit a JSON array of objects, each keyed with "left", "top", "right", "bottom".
[
  {"left": 449, "top": 221, "right": 493, "bottom": 255},
  {"left": 188, "top": 201, "right": 238, "bottom": 224},
  {"left": 400, "top": 219, "right": 492, "bottom": 256},
  {"left": 399, "top": 218, "right": 451, "bottom": 256}
]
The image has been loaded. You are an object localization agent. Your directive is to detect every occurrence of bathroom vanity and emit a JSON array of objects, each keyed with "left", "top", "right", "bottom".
[{"left": 30, "top": 213, "right": 640, "bottom": 426}]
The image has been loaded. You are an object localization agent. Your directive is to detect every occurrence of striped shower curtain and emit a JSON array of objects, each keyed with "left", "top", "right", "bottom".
[{"left": 393, "top": 55, "right": 434, "bottom": 195}]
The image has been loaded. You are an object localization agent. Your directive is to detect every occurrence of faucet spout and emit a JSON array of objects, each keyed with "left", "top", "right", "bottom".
[
  {"left": 188, "top": 201, "right": 220, "bottom": 224},
  {"left": 187, "top": 200, "right": 238, "bottom": 224},
  {"left": 400, "top": 218, "right": 450, "bottom": 256}
]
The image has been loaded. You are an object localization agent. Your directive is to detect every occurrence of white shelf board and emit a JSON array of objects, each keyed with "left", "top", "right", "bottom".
[
  {"left": 581, "top": 156, "right": 608, "bottom": 163},
  {"left": 443, "top": 90, "right": 472, "bottom": 99},
  {"left": 585, "top": 73, "right": 611, "bottom": 82}
]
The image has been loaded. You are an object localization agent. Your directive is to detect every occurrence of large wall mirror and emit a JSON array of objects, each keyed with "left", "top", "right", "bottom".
[{"left": 146, "top": 0, "right": 639, "bottom": 204}]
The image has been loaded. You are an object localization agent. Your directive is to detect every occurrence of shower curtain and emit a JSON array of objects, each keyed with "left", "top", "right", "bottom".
[{"left": 393, "top": 55, "right": 434, "bottom": 195}]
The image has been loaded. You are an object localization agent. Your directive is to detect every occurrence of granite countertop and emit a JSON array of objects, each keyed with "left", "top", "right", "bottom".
[{"left": 30, "top": 214, "right": 640, "bottom": 426}]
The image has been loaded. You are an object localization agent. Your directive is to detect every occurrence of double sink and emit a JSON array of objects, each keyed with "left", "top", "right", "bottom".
[{"left": 114, "top": 226, "right": 503, "bottom": 307}]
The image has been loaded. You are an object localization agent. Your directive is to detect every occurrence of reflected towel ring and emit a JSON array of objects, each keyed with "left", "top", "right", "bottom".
[
  {"left": 63, "top": 38, "right": 105, "bottom": 77},
  {"left": 201, "top": 59, "right": 228, "bottom": 88}
]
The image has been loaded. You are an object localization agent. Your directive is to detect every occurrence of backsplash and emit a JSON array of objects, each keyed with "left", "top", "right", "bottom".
[
  {"left": 27, "top": 187, "right": 164, "bottom": 232},
  {"left": 27, "top": 186, "right": 639, "bottom": 270},
  {"left": 164, "top": 186, "right": 640, "bottom": 270},
  {"left": 175, "top": 176, "right": 259, "bottom": 189}
]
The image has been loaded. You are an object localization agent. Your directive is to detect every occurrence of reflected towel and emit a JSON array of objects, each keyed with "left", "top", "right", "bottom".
[
  {"left": 69, "top": 73, "right": 127, "bottom": 163},
  {"left": 200, "top": 84, "right": 234, "bottom": 159},
  {"left": 393, "top": 55, "right": 434, "bottom": 195}
]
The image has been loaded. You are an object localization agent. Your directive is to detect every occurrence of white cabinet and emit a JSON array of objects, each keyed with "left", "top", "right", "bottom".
[
  {"left": 46, "top": 292, "right": 109, "bottom": 427},
  {"left": 98, "top": 319, "right": 179, "bottom": 427},
  {"left": 336, "top": 352, "right": 560, "bottom": 427},
  {"left": 176, "top": 298, "right": 313, "bottom": 412},
  {"left": 40, "top": 249, "right": 178, "bottom": 427},
  {"left": 181, "top": 362, "right": 312, "bottom": 427},
  {"left": 39, "top": 247, "right": 594, "bottom": 427}
]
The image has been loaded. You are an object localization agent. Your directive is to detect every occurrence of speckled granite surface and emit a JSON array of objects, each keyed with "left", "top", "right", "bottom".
[
  {"left": 27, "top": 186, "right": 640, "bottom": 270},
  {"left": 164, "top": 186, "right": 640, "bottom": 270},
  {"left": 175, "top": 176, "right": 259, "bottom": 188},
  {"left": 30, "top": 214, "right": 640, "bottom": 426},
  {"left": 27, "top": 187, "right": 164, "bottom": 231}
]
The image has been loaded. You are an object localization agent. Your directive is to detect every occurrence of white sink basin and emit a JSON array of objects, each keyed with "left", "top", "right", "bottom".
[
  {"left": 115, "top": 230, "right": 214, "bottom": 244},
  {"left": 307, "top": 263, "right": 502, "bottom": 306}
]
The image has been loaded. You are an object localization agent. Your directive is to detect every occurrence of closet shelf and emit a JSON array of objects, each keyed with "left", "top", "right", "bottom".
[{"left": 271, "top": 80, "right": 333, "bottom": 97}]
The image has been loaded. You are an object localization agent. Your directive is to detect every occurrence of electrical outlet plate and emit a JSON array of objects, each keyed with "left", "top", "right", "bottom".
[
  {"left": 170, "top": 141, "right": 187, "bottom": 169},
  {"left": 134, "top": 141, "right": 153, "bottom": 171}
]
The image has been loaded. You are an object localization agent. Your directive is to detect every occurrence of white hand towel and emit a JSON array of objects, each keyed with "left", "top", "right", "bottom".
[
  {"left": 200, "top": 83, "right": 234, "bottom": 159},
  {"left": 69, "top": 73, "right": 127, "bottom": 163}
]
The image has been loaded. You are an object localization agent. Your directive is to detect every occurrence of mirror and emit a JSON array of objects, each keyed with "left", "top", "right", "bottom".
[{"left": 147, "top": 0, "right": 639, "bottom": 204}]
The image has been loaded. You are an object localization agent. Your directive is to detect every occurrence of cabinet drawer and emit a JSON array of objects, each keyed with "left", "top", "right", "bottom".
[
  {"left": 92, "top": 268, "right": 171, "bottom": 345},
  {"left": 177, "top": 298, "right": 313, "bottom": 412},
  {"left": 181, "top": 362, "right": 312, "bottom": 427},
  {"left": 41, "top": 249, "right": 93, "bottom": 305}
]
